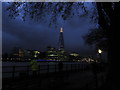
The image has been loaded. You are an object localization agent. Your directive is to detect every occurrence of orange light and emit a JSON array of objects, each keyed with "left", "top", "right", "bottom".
[{"left": 60, "top": 27, "right": 63, "bottom": 32}]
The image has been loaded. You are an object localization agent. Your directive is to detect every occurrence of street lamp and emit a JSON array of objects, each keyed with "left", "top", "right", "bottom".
[
  {"left": 98, "top": 49, "right": 102, "bottom": 62},
  {"left": 98, "top": 49, "right": 102, "bottom": 54}
]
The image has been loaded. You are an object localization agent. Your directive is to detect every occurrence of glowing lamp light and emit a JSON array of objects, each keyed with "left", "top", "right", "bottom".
[
  {"left": 60, "top": 27, "right": 63, "bottom": 32},
  {"left": 98, "top": 49, "right": 102, "bottom": 54}
]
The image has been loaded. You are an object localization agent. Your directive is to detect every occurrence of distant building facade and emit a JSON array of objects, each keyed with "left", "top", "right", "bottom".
[
  {"left": 46, "top": 28, "right": 68, "bottom": 61},
  {"left": 2, "top": 28, "right": 83, "bottom": 62},
  {"left": 11, "top": 47, "right": 24, "bottom": 61},
  {"left": 2, "top": 47, "right": 41, "bottom": 61},
  {"left": 46, "top": 47, "right": 58, "bottom": 60}
]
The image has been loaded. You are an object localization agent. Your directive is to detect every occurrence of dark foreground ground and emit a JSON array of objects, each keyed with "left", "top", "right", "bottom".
[{"left": 2, "top": 69, "right": 106, "bottom": 90}]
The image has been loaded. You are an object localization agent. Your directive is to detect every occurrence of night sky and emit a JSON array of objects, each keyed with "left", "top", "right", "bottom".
[{"left": 2, "top": 2, "right": 98, "bottom": 56}]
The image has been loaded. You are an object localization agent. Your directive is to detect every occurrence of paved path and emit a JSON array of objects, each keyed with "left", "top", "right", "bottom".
[
  {"left": 2, "top": 70, "right": 106, "bottom": 90},
  {"left": 40, "top": 71, "right": 106, "bottom": 89},
  {"left": 37, "top": 71, "right": 96, "bottom": 89}
]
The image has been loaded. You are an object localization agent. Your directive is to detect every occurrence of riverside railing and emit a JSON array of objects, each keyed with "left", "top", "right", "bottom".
[{"left": 2, "top": 62, "right": 89, "bottom": 79}]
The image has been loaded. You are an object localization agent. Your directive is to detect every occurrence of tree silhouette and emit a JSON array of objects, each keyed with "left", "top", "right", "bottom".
[
  {"left": 96, "top": 2, "right": 120, "bottom": 88},
  {"left": 84, "top": 28, "right": 108, "bottom": 52},
  {"left": 6, "top": 2, "right": 91, "bottom": 27},
  {"left": 85, "top": 2, "right": 120, "bottom": 88}
]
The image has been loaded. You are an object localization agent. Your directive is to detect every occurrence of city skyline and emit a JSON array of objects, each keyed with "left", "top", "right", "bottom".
[
  {"left": 2, "top": 2, "right": 97, "bottom": 56},
  {"left": 3, "top": 27, "right": 95, "bottom": 56},
  {"left": 3, "top": 27, "right": 90, "bottom": 55}
]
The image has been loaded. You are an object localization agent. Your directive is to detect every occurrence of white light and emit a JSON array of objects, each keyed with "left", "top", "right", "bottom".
[{"left": 98, "top": 49, "right": 102, "bottom": 54}]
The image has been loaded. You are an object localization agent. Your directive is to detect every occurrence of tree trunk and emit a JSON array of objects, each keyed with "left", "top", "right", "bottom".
[
  {"left": 96, "top": 2, "right": 120, "bottom": 88},
  {"left": 104, "top": 2, "right": 120, "bottom": 88}
]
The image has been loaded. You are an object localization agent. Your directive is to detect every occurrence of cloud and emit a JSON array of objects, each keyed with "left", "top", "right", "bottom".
[{"left": 2, "top": 2, "right": 97, "bottom": 56}]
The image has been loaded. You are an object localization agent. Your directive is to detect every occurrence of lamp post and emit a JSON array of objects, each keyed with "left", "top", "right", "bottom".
[{"left": 98, "top": 49, "right": 102, "bottom": 62}]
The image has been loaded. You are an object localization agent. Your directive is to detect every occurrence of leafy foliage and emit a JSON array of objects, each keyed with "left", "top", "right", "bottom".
[
  {"left": 6, "top": 2, "right": 90, "bottom": 26},
  {"left": 83, "top": 3, "right": 117, "bottom": 52},
  {"left": 83, "top": 28, "right": 108, "bottom": 51}
]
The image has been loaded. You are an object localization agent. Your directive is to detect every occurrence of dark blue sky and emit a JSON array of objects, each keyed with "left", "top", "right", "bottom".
[{"left": 2, "top": 2, "right": 98, "bottom": 56}]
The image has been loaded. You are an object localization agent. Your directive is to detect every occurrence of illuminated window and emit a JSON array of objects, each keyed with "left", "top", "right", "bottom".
[
  {"left": 34, "top": 55, "right": 37, "bottom": 57},
  {"left": 70, "top": 53, "right": 79, "bottom": 57},
  {"left": 34, "top": 51, "right": 40, "bottom": 54}
]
